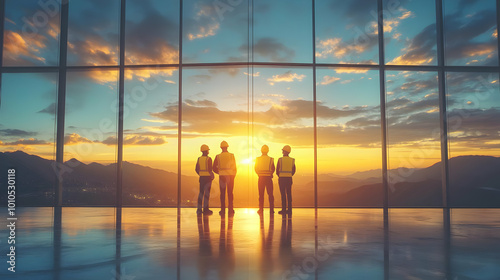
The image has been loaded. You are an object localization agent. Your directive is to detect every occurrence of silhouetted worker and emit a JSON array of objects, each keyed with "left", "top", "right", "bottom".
[
  {"left": 213, "top": 141, "right": 237, "bottom": 216},
  {"left": 277, "top": 145, "right": 296, "bottom": 215},
  {"left": 195, "top": 144, "right": 214, "bottom": 215},
  {"left": 255, "top": 145, "right": 275, "bottom": 215}
]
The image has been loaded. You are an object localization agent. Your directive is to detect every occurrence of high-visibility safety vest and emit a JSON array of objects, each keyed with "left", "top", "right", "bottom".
[
  {"left": 256, "top": 155, "right": 274, "bottom": 176},
  {"left": 278, "top": 156, "right": 295, "bottom": 177},
  {"left": 197, "top": 156, "right": 211, "bottom": 177},
  {"left": 216, "top": 152, "right": 236, "bottom": 176}
]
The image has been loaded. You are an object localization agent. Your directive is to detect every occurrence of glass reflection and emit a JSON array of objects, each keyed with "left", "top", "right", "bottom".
[
  {"left": 2, "top": 208, "right": 500, "bottom": 279},
  {"left": 389, "top": 209, "right": 446, "bottom": 279}
]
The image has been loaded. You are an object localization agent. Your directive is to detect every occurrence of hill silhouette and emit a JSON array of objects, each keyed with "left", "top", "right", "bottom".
[{"left": 1, "top": 151, "right": 499, "bottom": 207}]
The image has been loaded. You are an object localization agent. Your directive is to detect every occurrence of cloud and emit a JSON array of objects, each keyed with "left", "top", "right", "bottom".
[
  {"left": 125, "top": 10, "right": 179, "bottom": 64},
  {"left": 3, "top": 30, "right": 47, "bottom": 64},
  {"left": 37, "top": 103, "right": 57, "bottom": 115},
  {"left": 248, "top": 38, "right": 295, "bottom": 62},
  {"left": 208, "top": 68, "right": 240, "bottom": 76},
  {"left": 146, "top": 94, "right": 500, "bottom": 149},
  {"left": 68, "top": 39, "right": 119, "bottom": 66},
  {"left": 319, "top": 75, "right": 341, "bottom": 85},
  {"left": 390, "top": 75, "right": 438, "bottom": 96},
  {"left": 184, "top": 99, "right": 217, "bottom": 107},
  {"left": 2, "top": 138, "right": 51, "bottom": 146},
  {"left": 444, "top": 9, "right": 497, "bottom": 64},
  {"left": 267, "top": 71, "right": 306, "bottom": 85},
  {"left": 184, "top": 2, "right": 221, "bottom": 41},
  {"left": 101, "top": 135, "right": 167, "bottom": 146},
  {"left": 124, "top": 69, "right": 176, "bottom": 82},
  {"left": 0, "top": 129, "right": 37, "bottom": 137},
  {"left": 389, "top": 24, "right": 437, "bottom": 65},
  {"left": 316, "top": 37, "right": 377, "bottom": 61},
  {"left": 3, "top": 5, "right": 60, "bottom": 66},
  {"left": 244, "top": 72, "right": 260, "bottom": 77},
  {"left": 334, "top": 68, "right": 370, "bottom": 74},
  {"left": 188, "top": 23, "right": 220, "bottom": 40},
  {"left": 64, "top": 133, "right": 93, "bottom": 145}
]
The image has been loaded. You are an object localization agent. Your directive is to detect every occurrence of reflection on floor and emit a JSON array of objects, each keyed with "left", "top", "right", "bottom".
[{"left": 0, "top": 208, "right": 499, "bottom": 280}]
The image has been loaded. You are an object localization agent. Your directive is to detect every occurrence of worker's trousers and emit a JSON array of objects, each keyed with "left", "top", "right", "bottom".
[
  {"left": 278, "top": 177, "right": 293, "bottom": 213},
  {"left": 198, "top": 176, "right": 212, "bottom": 210},
  {"left": 219, "top": 175, "right": 235, "bottom": 211},
  {"left": 258, "top": 176, "right": 274, "bottom": 211}
]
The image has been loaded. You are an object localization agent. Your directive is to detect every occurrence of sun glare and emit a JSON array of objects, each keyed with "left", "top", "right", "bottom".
[{"left": 240, "top": 158, "right": 253, "bottom": 165}]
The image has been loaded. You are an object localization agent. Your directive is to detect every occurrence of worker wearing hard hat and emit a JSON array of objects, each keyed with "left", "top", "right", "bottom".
[
  {"left": 213, "top": 141, "right": 237, "bottom": 216},
  {"left": 195, "top": 144, "right": 214, "bottom": 215},
  {"left": 255, "top": 145, "right": 275, "bottom": 215},
  {"left": 276, "top": 145, "right": 295, "bottom": 215}
]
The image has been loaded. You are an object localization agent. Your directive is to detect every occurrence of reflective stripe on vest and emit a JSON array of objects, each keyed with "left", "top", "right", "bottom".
[
  {"left": 279, "top": 157, "right": 294, "bottom": 177},
  {"left": 256, "top": 155, "right": 273, "bottom": 176},
  {"left": 217, "top": 152, "right": 235, "bottom": 176},
  {"left": 198, "top": 156, "right": 210, "bottom": 177}
]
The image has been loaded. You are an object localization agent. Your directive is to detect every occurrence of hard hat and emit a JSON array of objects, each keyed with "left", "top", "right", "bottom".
[
  {"left": 200, "top": 144, "right": 209, "bottom": 152},
  {"left": 282, "top": 145, "right": 291, "bottom": 153},
  {"left": 261, "top": 145, "right": 269, "bottom": 153},
  {"left": 220, "top": 141, "right": 229, "bottom": 148}
]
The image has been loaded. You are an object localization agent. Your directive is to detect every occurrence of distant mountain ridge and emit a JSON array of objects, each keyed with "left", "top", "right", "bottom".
[{"left": 1, "top": 151, "right": 499, "bottom": 207}]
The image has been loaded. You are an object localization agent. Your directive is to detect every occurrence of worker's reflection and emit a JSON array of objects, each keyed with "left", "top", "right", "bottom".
[
  {"left": 279, "top": 215, "right": 293, "bottom": 270},
  {"left": 218, "top": 216, "right": 235, "bottom": 279},
  {"left": 197, "top": 213, "right": 212, "bottom": 279},
  {"left": 259, "top": 214, "right": 275, "bottom": 279}
]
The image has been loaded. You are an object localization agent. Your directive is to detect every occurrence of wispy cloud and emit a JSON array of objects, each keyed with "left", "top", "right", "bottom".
[{"left": 267, "top": 71, "right": 305, "bottom": 85}]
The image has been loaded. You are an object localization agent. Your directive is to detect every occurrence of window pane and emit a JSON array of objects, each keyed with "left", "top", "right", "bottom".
[
  {"left": 315, "top": 0, "right": 379, "bottom": 64},
  {"left": 253, "top": 0, "right": 312, "bottom": 63},
  {"left": 63, "top": 70, "right": 119, "bottom": 205},
  {"left": 181, "top": 67, "right": 250, "bottom": 208},
  {"left": 3, "top": 0, "right": 60, "bottom": 66},
  {"left": 384, "top": 0, "right": 437, "bottom": 65},
  {"left": 386, "top": 71, "right": 442, "bottom": 206},
  {"left": 444, "top": 0, "right": 498, "bottom": 66},
  {"left": 446, "top": 72, "right": 500, "bottom": 207},
  {"left": 68, "top": 0, "right": 120, "bottom": 66},
  {"left": 253, "top": 67, "right": 315, "bottom": 207},
  {"left": 125, "top": 0, "right": 179, "bottom": 65},
  {"left": 183, "top": 0, "right": 249, "bottom": 63},
  {"left": 0, "top": 73, "right": 58, "bottom": 206},
  {"left": 123, "top": 68, "right": 179, "bottom": 206},
  {"left": 316, "top": 68, "right": 382, "bottom": 206}
]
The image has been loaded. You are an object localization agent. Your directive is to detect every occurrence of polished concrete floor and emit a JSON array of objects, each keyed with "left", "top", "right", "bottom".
[{"left": 0, "top": 208, "right": 499, "bottom": 280}]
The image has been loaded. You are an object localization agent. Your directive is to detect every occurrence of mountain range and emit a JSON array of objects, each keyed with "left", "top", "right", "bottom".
[{"left": 1, "top": 151, "right": 499, "bottom": 207}]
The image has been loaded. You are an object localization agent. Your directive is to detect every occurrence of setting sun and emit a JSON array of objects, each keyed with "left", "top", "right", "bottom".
[{"left": 240, "top": 158, "right": 253, "bottom": 165}]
